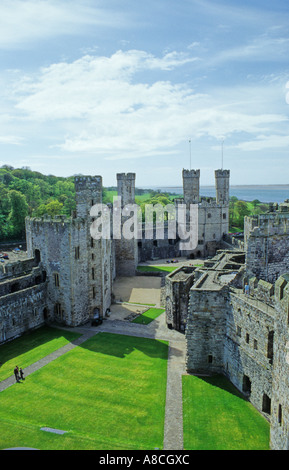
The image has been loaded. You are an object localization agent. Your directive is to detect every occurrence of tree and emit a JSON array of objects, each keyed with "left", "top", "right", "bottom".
[
  {"left": 35, "top": 200, "right": 63, "bottom": 217},
  {"left": 8, "top": 190, "right": 29, "bottom": 238},
  {"left": 234, "top": 201, "right": 250, "bottom": 229},
  {"left": 229, "top": 196, "right": 238, "bottom": 229},
  {"left": 252, "top": 199, "right": 261, "bottom": 208}
]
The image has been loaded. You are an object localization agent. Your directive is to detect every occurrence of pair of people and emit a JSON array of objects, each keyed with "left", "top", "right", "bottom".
[{"left": 14, "top": 366, "right": 24, "bottom": 383}]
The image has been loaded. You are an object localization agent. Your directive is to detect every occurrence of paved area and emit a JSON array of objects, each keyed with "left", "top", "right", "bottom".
[
  {"left": 113, "top": 276, "right": 162, "bottom": 306},
  {"left": 0, "top": 276, "right": 188, "bottom": 450},
  {"left": 0, "top": 248, "right": 28, "bottom": 266}
]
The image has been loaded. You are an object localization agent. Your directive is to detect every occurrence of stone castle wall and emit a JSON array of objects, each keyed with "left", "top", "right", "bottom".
[
  {"left": 245, "top": 213, "right": 289, "bottom": 283},
  {"left": 183, "top": 233, "right": 289, "bottom": 449},
  {"left": 165, "top": 266, "right": 195, "bottom": 331},
  {"left": 224, "top": 287, "right": 274, "bottom": 413},
  {"left": 185, "top": 266, "right": 276, "bottom": 415},
  {"left": 0, "top": 257, "right": 36, "bottom": 281},
  {"left": 270, "top": 275, "right": 289, "bottom": 449},
  {"left": 185, "top": 266, "right": 229, "bottom": 374},
  {"left": 0, "top": 283, "right": 47, "bottom": 343}
]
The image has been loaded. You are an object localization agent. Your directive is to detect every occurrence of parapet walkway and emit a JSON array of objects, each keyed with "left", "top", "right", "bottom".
[{"left": 0, "top": 313, "right": 187, "bottom": 450}]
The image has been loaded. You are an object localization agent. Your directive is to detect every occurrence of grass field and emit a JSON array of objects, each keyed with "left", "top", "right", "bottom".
[
  {"left": 0, "top": 326, "right": 272, "bottom": 451},
  {"left": 132, "top": 308, "right": 165, "bottom": 324},
  {"left": 137, "top": 265, "right": 179, "bottom": 273},
  {"left": 0, "top": 332, "right": 168, "bottom": 450},
  {"left": 0, "top": 326, "right": 81, "bottom": 382},
  {"left": 182, "top": 374, "right": 270, "bottom": 450}
]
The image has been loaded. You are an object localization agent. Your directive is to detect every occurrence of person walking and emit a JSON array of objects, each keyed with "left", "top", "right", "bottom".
[
  {"left": 14, "top": 366, "right": 20, "bottom": 383},
  {"left": 19, "top": 367, "right": 25, "bottom": 380}
]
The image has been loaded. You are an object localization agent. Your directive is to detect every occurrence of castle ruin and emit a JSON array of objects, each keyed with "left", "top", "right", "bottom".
[
  {"left": 2, "top": 166, "right": 289, "bottom": 449},
  {"left": 166, "top": 202, "right": 289, "bottom": 450}
]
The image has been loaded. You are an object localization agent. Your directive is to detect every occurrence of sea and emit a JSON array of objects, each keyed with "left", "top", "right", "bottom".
[{"left": 145, "top": 186, "right": 289, "bottom": 204}]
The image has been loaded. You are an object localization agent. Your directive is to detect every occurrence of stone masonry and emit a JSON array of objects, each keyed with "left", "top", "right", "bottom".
[{"left": 180, "top": 204, "right": 289, "bottom": 450}]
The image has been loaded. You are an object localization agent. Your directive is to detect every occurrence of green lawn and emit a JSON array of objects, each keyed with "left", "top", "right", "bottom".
[
  {"left": 0, "top": 332, "right": 168, "bottom": 450},
  {"left": 137, "top": 265, "right": 179, "bottom": 273},
  {"left": 182, "top": 374, "right": 270, "bottom": 450},
  {"left": 0, "top": 326, "right": 81, "bottom": 382},
  {"left": 132, "top": 308, "right": 165, "bottom": 325}
]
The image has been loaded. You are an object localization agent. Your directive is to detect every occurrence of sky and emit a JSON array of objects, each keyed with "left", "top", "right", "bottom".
[{"left": 0, "top": 0, "right": 289, "bottom": 187}]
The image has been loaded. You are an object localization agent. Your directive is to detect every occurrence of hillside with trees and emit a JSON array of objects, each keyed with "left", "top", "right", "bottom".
[{"left": 0, "top": 165, "right": 76, "bottom": 241}]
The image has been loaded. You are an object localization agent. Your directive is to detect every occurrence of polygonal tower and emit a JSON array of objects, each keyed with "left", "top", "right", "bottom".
[
  {"left": 182, "top": 169, "right": 200, "bottom": 205},
  {"left": 115, "top": 173, "right": 138, "bottom": 276},
  {"left": 117, "top": 172, "right": 136, "bottom": 207},
  {"left": 215, "top": 170, "right": 230, "bottom": 205},
  {"left": 74, "top": 175, "right": 102, "bottom": 218}
]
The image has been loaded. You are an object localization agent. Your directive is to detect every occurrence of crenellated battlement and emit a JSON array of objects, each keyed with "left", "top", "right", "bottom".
[
  {"left": 215, "top": 169, "right": 230, "bottom": 178},
  {"left": 215, "top": 169, "right": 230, "bottom": 204},
  {"left": 245, "top": 212, "right": 289, "bottom": 238},
  {"left": 116, "top": 173, "right": 136, "bottom": 181},
  {"left": 247, "top": 276, "right": 275, "bottom": 307},
  {"left": 182, "top": 169, "right": 200, "bottom": 178},
  {"left": 116, "top": 172, "right": 136, "bottom": 208},
  {"left": 182, "top": 168, "right": 200, "bottom": 205},
  {"left": 74, "top": 175, "right": 102, "bottom": 191},
  {"left": 25, "top": 215, "right": 89, "bottom": 226}
]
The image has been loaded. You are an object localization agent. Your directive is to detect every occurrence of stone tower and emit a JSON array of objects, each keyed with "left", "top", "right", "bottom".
[
  {"left": 74, "top": 175, "right": 112, "bottom": 320},
  {"left": 75, "top": 175, "right": 102, "bottom": 218},
  {"left": 115, "top": 173, "right": 138, "bottom": 276},
  {"left": 25, "top": 175, "right": 113, "bottom": 327},
  {"left": 182, "top": 169, "right": 200, "bottom": 205},
  {"left": 117, "top": 172, "right": 136, "bottom": 205},
  {"left": 215, "top": 169, "right": 230, "bottom": 205}
]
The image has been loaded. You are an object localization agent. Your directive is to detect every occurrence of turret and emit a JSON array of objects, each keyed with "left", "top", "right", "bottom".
[
  {"left": 117, "top": 173, "right": 136, "bottom": 207},
  {"left": 115, "top": 173, "right": 138, "bottom": 276},
  {"left": 182, "top": 169, "right": 200, "bottom": 205},
  {"left": 215, "top": 169, "right": 230, "bottom": 205},
  {"left": 74, "top": 175, "right": 102, "bottom": 218}
]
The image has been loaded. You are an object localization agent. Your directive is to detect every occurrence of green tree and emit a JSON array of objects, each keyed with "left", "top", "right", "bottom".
[
  {"left": 35, "top": 200, "right": 63, "bottom": 217},
  {"left": 8, "top": 190, "right": 29, "bottom": 238},
  {"left": 234, "top": 201, "right": 250, "bottom": 229},
  {"left": 229, "top": 196, "right": 238, "bottom": 229}
]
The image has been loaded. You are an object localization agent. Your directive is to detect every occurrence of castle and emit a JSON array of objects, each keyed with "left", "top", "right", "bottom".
[
  {"left": 167, "top": 201, "right": 289, "bottom": 450},
  {"left": 1, "top": 167, "right": 289, "bottom": 449}
]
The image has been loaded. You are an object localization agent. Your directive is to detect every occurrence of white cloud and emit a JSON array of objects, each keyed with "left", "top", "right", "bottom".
[
  {"left": 224, "top": 134, "right": 289, "bottom": 152},
  {"left": 4, "top": 49, "right": 289, "bottom": 161},
  {"left": 0, "top": 135, "right": 23, "bottom": 145},
  {"left": 0, "top": 0, "right": 130, "bottom": 49},
  {"left": 211, "top": 35, "right": 289, "bottom": 65}
]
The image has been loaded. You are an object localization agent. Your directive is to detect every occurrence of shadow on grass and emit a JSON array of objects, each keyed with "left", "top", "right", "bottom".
[
  {"left": 194, "top": 374, "right": 247, "bottom": 402},
  {"left": 0, "top": 326, "right": 81, "bottom": 369},
  {"left": 79, "top": 332, "right": 169, "bottom": 361},
  {"left": 0, "top": 329, "right": 168, "bottom": 379}
]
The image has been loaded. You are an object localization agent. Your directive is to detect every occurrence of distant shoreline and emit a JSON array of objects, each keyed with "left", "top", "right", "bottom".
[
  {"left": 143, "top": 185, "right": 289, "bottom": 189},
  {"left": 137, "top": 184, "right": 289, "bottom": 204}
]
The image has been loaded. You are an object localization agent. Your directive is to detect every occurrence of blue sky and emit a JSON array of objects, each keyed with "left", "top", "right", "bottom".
[{"left": 0, "top": 0, "right": 289, "bottom": 187}]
